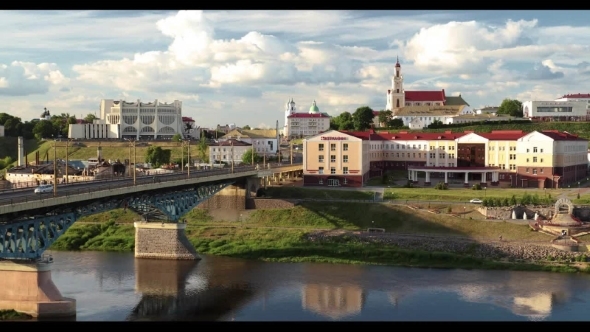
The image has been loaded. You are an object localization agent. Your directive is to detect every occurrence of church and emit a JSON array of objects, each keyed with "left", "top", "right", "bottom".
[
  {"left": 283, "top": 99, "right": 331, "bottom": 139},
  {"left": 384, "top": 58, "right": 479, "bottom": 129}
]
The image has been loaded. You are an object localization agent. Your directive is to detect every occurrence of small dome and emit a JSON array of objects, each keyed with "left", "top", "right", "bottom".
[{"left": 309, "top": 100, "right": 319, "bottom": 114}]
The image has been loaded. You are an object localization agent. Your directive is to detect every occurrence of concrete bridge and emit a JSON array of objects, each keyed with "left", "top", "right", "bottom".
[{"left": 0, "top": 163, "right": 302, "bottom": 318}]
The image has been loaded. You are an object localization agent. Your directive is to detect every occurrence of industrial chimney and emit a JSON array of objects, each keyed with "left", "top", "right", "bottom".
[{"left": 17, "top": 136, "right": 24, "bottom": 167}]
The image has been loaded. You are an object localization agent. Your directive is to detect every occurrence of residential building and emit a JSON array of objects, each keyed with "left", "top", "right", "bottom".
[
  {"left": 98, "top": 99, "right": 183, "bottom": 139},
  {"left": 522, "top": 100, "right": 588, "bottom": 122},
  {"left": 216, "top": 124, "right": 237, "bottom": 134},
  {"left": 208, "top": 139, "right": 252, "bottom": 165},
  {"left": 220, "top": 128, "right": 279, "bottom": 155},
  {"left": 284, "top": 99, "right": 331, "bottom": 138},
  {"left": 394, "top": 105, "right": 476, "bottom": 129},
  {"left": 302, "top": 129, "right": 588, "bottom": 189},
  {"left": 0, "top": 125, "right": 4, "bottom": 137},
  {"left": 303, "top": 130, "right": 370, "bottom": 187},
  {"left": 555, "top": 93, "right": 590, "bottom": 119}
]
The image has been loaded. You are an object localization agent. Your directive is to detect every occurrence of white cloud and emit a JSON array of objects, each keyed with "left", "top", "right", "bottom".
[{"left": 0, "top": 61, "right": 66, "bottom": 96}]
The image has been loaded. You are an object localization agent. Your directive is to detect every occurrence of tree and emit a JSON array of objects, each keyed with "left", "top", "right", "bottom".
[
  {"left": 32, "top": 120, "right": 55, "bottom": 140},
  {"left": 352, "top": 106, "right": 374, "bottom": 131},
  {"left": 497, "top": 99, "right": 523, "bottom": 117},
  {"left": 145, "top": 146, "right": 171, "bottom": 168},
  {"left": 388, "top": 118, "right": 404, "bottom": 128},
  {"left": 428, "top": 119, "right": 444, "bottom": 129},
  {"left": 196, "top": 132, "right": 209, "bottom": 163},
  {"left": 242, "top": 125, "right": 251, "bottom": 130},
  {"left": 171, "top": 133, "right": 182, "bottom": 142},
  {"left": 84, "top": 114, "right": 97, "bottom": 123},
  {"left": 241, "top": 148, "right": 262, "bottom": 164},
  {"left": 378, "top": 110, "right": 392, "bottom": 127}
]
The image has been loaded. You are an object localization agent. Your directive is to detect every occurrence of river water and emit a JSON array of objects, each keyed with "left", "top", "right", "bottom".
[{"left": 45, "top": 250, "right": 590, "bottom": 321}]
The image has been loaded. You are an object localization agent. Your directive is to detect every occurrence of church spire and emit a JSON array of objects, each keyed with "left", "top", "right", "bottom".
[{"left": 395, "top": 56, "right": 401, "bottom": 68}]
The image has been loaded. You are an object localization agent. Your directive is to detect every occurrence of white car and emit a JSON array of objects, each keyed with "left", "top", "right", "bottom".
[
  {"left": 34, "top": 184, "right": 53, "bottom": 194},
  {"left": 469, "top": 198, "right": 483, "bottom": 204}
]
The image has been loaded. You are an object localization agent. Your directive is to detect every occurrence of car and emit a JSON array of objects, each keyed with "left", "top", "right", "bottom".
[
  {"left": 34, "top": 184, "right": 53, "bottom": 194},
  {"left": 469, "top": 199, "right": 483, "bottom": 204}
]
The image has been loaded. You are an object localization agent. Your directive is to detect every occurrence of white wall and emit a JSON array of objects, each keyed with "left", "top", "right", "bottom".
[
  {"left": 522, "top": 100, "right": 587, "bottom": 119},
  {"left": 68, "top": 123, "right": 118, "bottom": 139},
  {"left": 209, "top": 145, "right": 250, "bottom": 164}
]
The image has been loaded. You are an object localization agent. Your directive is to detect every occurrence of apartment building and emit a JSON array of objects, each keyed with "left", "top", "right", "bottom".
[{"left": 302, "top": 129, "right": 588, "bottom": 189}]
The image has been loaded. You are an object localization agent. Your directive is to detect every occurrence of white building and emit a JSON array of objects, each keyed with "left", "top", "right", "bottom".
[
  {"left": 220, "top": 128, "right": 279, "bottom": 155},
  {"left": 0, "top": 125, "right": 4, "bottom": 137},
  {"left": 475, "top": 106, "right": 499, "bottom": 115},
  {"left": 100, "top": 99, "right": 184, "bottom": 139},
  {"left": 209, "top": 139, "right": 252, "bottom": 165},
  {"left": 394, "top": 105, "right": 476, "bottom": 129},
  {"left": 522, "top": 100, "right": 588, "bottom": 122},
  {"left": 555, "top": 93, "right": 590, "bottom": 119},
  {"left": 68, "top": 119, "right": 119, "bottom": 139},
  {"left": 284, "top": 99, "right": 331, "bottom": 138}
]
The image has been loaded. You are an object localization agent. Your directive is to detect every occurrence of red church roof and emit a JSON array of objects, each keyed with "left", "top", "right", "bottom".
[
  {"left": 182, "top": 117, "right": 194, "bottom": 122},
  {"left": 405, "top": 89, "right": 446, "bottom": 102},
  {"left": 560, "top": 93, "right": 590, "bottom": 99}
]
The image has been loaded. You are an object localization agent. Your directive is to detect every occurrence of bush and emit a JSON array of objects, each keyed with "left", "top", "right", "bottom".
[
  {"left": 434, "top": 182, "right": 448, "bottom": 190},
  {"left": 502, "top": 198, "right": 509, "bottom": 207},
  {"left": 447, "top": 206, "right": 452, "bottom": 213},
  {"left": 472, "top": 183, "right": 482, "bottom": 190}
]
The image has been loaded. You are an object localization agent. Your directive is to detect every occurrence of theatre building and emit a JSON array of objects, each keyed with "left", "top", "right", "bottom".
[{"left": 302, "top": 130, "right": 369, "bottom": 187}]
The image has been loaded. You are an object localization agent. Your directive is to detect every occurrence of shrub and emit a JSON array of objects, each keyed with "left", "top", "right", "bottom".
[
  {"left": 472, "top": 183, "right": 482, "bottom": 190},
  {"left": 434, "top": 182, "right": 448, "bottom": 190}
]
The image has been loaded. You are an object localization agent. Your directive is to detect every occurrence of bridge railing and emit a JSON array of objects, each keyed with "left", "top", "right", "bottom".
[{"left": 0, "top": 163, "right": 302, "bottom": 207}]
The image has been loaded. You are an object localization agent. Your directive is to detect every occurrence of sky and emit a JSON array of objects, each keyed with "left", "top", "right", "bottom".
[{"left": 1, "top": 10, "right": 589, "bottom": 129}]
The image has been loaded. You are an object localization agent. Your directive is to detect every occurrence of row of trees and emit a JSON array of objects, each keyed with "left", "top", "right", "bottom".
[
  {"left": 0, "top": 112, "right": 100, "bottom": 140},
  {"left": 482, "top": 193, "right": 553, "bottom": 207},
  {"left": 330, "top": 106, "right": 405, "bottom": 131}
]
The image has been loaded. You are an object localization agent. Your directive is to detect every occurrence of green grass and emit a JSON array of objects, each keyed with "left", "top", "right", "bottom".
[
  {"left": 366, "top": 170, "right": 408, "bottom": 186},
  {"left": 263, "top": 187, "right": 374, "bottom": 200},
  {"left": 384, "top": 187, "right": 565, "bottom": 202},
  {"left": 0, "top": 310, "right": 32, "bottom": 321},
  {"left": 26, "top": 140, "right": 208, "bottom": 164}
]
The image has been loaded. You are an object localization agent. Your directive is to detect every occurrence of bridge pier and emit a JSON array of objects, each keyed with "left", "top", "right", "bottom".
[
  {"left": 134, "top": 222, "right": 199, "bottom": 260},
  {"left": 0, "top": 260, "right": 76, "bottom": 318}
]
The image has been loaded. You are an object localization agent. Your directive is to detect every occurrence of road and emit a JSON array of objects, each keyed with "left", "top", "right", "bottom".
[{"left": 0, "top": 163, "right": 302, "bottom": 207}]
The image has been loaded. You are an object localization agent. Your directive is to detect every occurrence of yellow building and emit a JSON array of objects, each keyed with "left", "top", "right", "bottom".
[{"left": 303, "top": 129, "right": 588, "bottom": 189}]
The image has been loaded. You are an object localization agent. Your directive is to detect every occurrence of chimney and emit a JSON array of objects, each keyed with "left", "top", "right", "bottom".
[
  {"left": 97, "top": 146, "right": 102, "bottom": 161},
  {"left": 17, "top": 136, "right": 24, "bottom": 167}
]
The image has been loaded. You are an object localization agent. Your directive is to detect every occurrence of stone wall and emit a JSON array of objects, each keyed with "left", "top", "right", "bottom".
[
  {"left": 134, "top": 223, "right": 198, "bottom": 260},
  {"left": 478, "top": 205, "right": 590, "bottom": 222},
  {"left": 246, "top": 198, "right": 299, "bottom": 209}
]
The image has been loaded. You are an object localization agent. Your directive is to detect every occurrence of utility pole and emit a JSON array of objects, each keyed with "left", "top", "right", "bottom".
[
  {"left": 187, "top": 140, "right": 191, "bottom": 179},
  {"left": 53, "top": 142, "right": 57, "bottom": 197},
  {"left": 128, "top": 141, "right": 132, "bottom": 177},
  {"left": 65, "top": 139, "right": 69, "bottom": 184},
  {"left": 133, "top": 140, "right": 136, "bottom": 186},
  {"left": 263, "top": 148, "right": 266, "bottom": 169},
  {"left": 181, "top": 140, "right": 184, "bottom": 174},
  {"left": 290, "top": 142, "right": 293, "bottom": 165},
  {"left": 251, "top": 147, "right": 254, "bottom": 165}
]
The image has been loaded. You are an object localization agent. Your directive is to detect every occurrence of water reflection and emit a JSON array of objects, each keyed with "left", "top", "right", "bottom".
[{"left": 46, "top": 251, "right": 590, "bottom": 321}]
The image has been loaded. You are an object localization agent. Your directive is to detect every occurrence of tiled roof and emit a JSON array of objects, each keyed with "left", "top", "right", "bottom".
[
  {"left": 560, "top": 93, "right": 590, "bottom": 99},
  {"left": 405, "top": 90, "right": 446, "bottom": 102},
  {"left": 182, "top": 117, "right": 194, "bottom": 122},
  {"left": 221, "top": 129, "right": 277, "bottom": 139},
  {"left": 343, "top": 130, "right": 466, "bottom": 141},
  {"left": 477, "top": 130, "right": 527, "bottom": 140},
  {"left": 394, "top": 105, "right": 465, "bottom": 117},
  {"left": 444, "top": 95, "right": 470, "bottom": 106},
  {"left": 209, "top": 139, "right": 251, "bottom": 147},
  {"left": 540, "top": 130, "right": 587, "bottom": 141},
  {"left": 288, "top": 113, "right": 330, "bottom": 118}
]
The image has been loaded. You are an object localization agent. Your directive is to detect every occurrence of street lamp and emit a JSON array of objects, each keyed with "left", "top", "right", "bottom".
[
  {"left": 231, "top": 141, "right": 234, "bottom": 173},
  {"left": 484, "top": 187, "right": 487, "bottom": 198},
  {"left": 53, "top": 140, "right": 57, "bottom": 197},
  {"left": 187, "top": 139, "right": 191, "bottom": 179}
]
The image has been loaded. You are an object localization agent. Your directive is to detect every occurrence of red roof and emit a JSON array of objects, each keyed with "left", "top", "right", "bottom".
[
  {"left": 372, "top": 111, "right": 380, "bottom": 116},
  {"left": 477, "top": 130, "right": 527, "bottom": 140},
  {"left": 288, "top": 113, "right": 330, "bottom": 118},
  {"left": 343, "top": 130, "right": 465, "bottom": 141},
  {"left": 540, "top": 130, "right": 587, "bottom": 141},
  {"left": 182, "top": 117, "right": 194, "bottom": 122},
  {"left": 560, "top": 93, "right": 590, "bottom": 99},
  {"left": 405, "top": 89, "right": 446, "bottom": 102}
]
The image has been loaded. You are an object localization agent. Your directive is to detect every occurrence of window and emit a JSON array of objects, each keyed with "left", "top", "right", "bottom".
[
  {"left": 533, "top": 169, "right": 537, "bottom": 175},
  {"left": 343, "top": 167, "right": 349, "bottom": 174},
  {"left": 540, "top": 158, "right": 544, "bottom": 163},
  {"left": 330, "top": 167, "right": 336, "bottom": 174},
  {"left": 343, "top": 143, "right": 348, "bottom": 151},
  {"left": 331, "top": 144, "right": 336, "bottom": 151},
  {"left": 319, "top": 144, "right": 324, "bottom": 151},
  {"left": 540, "top": 168, "right": 544, "bottom": 173},
  {"left": 526, "top": 148, "right": 529, "bottom": 153},
  {"left": 526, "top": 158, "right": 529, "bottom": 162},
  {"left": 330, "top": 155, "right": 336, "bottom": 162},
  {"left": 533, "top": 147, "right": 538, "bottom": 153},
  {"left": 533, "top": 157, "right": 537, "bottom": 162},
  {"left": 319, "top": 156, "right": 324, "bottom": 162},
  {"left": 540, "top": 148, "right": 544, "bottom": 153},
  {"left": 343, "top": 155, "right": 348, "bottom": 163},
  {"left": 319, "top": 167, "right": 324, "bottom": 174}
]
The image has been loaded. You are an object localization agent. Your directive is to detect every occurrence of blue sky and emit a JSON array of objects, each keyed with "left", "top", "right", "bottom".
[{"left": 0, "top": 10, "right": 589, "bottom": 128}]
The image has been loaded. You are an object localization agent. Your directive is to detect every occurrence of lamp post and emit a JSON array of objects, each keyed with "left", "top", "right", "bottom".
[
  {"left": 187, "top": 140, "right": 191, "bottom": 179},
  {"left": 290, "top": 141, "right": 293, "bottom": 165},
  {"left": 231, "top": 141, "right": 234, "bottom": 173},
  {"left": 132, "top": 140, "right": 137, "bottom": 186},
  {"left": 53, "top": 141, "right": 57, "bottom": 197},
  {"left": 128, "top": 140, "right": 132, "bottom": 177}
]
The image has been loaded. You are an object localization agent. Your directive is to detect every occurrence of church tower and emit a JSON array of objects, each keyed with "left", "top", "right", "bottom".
[
  {"left": 386, "top": 57, "right": 405, "bottom": 111},
  {"left": 284, "top": 98, "right": 296, "bottom": 137}
]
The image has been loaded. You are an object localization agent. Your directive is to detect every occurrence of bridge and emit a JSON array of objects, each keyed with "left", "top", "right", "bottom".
[{"left": 0, "top": 163, "right": 302, "bottom": 318}]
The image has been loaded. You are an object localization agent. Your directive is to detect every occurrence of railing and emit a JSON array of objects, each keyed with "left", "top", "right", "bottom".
[{"left": 0, "top": 163, "right": 302, "bottom": 207}]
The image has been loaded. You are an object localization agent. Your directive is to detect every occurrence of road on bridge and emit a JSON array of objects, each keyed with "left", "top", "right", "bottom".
[{"left": 0, "top": 163, "right": 302, "bottom": 207}]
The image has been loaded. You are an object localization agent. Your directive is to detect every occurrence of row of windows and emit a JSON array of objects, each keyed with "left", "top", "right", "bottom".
[
  {"left": 489, "top": 146, "right": 516, "bottom": 151},
  {"left": 318, "top": 166, "right": 349, "bottom": 175},
  {"left": 525, "top": 168, "right": 545, "bottom": 174},
  {"left": 319, "top": 143, "right": 349, "bottom": 151},
  {"left": 525, "top": 157, "right": 545, "bottom": 163},
  {"left": 319, "top": 155, "right": 349, "bottom": 163}
]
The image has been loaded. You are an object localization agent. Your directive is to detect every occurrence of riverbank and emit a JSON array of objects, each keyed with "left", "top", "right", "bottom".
[
  {"left": 0, "top": 310, "right": 32, "bottom": 321},
  {"left": 48, "top": 199, "right": 590, "bottom": 273}
]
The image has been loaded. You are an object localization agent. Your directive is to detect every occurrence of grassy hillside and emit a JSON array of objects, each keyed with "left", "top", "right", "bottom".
[
  {"left": 25, "top": 140, "right": 208, "bottom": 164},
  {"left": 389, "top": 122, "right": 590, "bottom": 139},
  {"left": 0, "top": 136, "right": 40, "bottom": 161}
]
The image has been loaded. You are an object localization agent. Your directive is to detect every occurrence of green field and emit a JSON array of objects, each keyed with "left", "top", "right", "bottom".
[{"left": 384, "top": 187, "right": 565, "bottom": 202}]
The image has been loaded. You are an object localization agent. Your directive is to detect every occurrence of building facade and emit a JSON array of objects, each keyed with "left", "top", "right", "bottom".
[
  {"left": 68, "top": 120, "right": 119, "bottom": 139},
  {"left": 522, "top": 100, "right": 588, "bottom": 122},
  {"left": 220, "top": 129, "right": 279, "bottom": 155},
  {"left": 555, "top": 93, "right": 590, "bottom": 119},
  {"left": 99, "top": 99, "right": 184, "bottom": 139},
  {"left": 303, "top": 130, "right": 370, "bottom": 187},
  {"left": 284, "top": 99, "right": 331, "bottom": 138},
  {"left": 208, "top": 139, "right": 252, "bottom": 165},
  {"left": 303, "top": 129, "right": 588, "bottom": 189}
]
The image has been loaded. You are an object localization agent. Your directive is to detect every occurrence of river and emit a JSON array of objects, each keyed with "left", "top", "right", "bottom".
[{"left": 44, "top": 250, "right": 590, "bottom": 321}]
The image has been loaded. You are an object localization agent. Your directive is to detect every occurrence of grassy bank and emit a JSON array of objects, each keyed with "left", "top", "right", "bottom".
[
  {"left": 263, "top": 187, "right": 374, "bottom": 200},
  {"left": 0, "top": 310, "right": 32, "bottom": 321},
  {"left": 384, "top": 187, "right": 565, "bottom": 202},
  {"left": 47, "top": 202, "right": 582, "bottom": 274}
]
